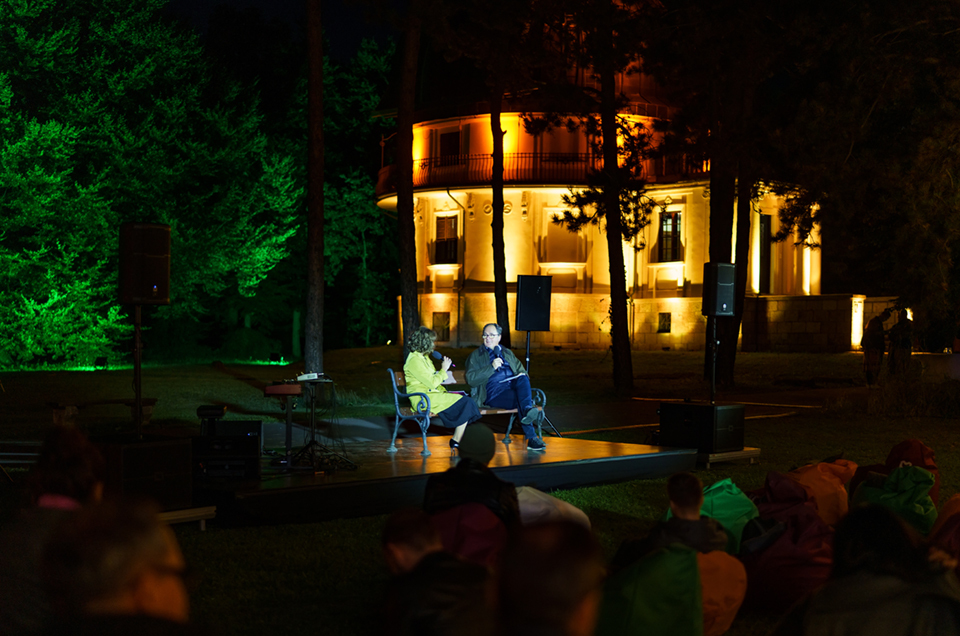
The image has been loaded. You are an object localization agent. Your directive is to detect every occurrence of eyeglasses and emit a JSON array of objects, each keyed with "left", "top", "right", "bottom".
[{"left": 482, "top": 333, "right": 499, "bottom": 339}]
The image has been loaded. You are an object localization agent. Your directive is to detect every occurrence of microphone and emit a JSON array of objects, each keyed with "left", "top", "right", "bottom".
[
  {"left": 493, "top": 345, "right": 502, "bottom": 358},
  {"left": 431, "top": 351, "right": 455, "bottom": 367}
]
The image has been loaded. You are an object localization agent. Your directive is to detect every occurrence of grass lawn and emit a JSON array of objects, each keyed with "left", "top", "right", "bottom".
[
  {"left": 168, "top": 350, "right": 959, "bottom": 636},
  {"left": 3, "top": 348, "right": 956, "bottom": 635}
]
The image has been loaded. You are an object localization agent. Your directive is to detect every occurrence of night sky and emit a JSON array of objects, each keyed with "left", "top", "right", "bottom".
[{"left": 166, "top": 0, "right": 397, "bottom": 60}]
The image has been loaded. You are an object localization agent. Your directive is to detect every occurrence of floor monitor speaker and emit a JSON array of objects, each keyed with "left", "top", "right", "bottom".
[{"left": 658, "top": 402, "right": 745, "bottom": 454}]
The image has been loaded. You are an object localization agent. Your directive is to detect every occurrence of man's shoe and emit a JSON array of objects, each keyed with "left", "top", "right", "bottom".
[
  {"left": 521, "top": 407, "right": 539, "bottom": 426},
  {"left": 527, "top": 437, "right": 546, "bottom": 452}
]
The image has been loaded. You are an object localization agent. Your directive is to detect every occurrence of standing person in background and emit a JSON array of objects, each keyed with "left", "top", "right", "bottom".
[
  {"left": 888, "top": 310, "right": 915, "bottom": 376},
  {"left": 861, "top": 309, "right": 890, "bottom": 387},
  {"left": 465, "top": 323, "right": 546, "bottom": 452},
  {"left": 404, "top": 326, "right": 482, "bottom": 450}
]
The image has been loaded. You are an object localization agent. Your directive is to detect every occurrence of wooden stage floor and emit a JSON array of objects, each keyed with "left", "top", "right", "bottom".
[{"left": 203, "top": 436, "right": 697, "bottom": 524}]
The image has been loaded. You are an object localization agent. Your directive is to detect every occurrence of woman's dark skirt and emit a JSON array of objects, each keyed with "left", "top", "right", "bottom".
[{"left": 436, "top": 395, "right": 482, "bottom": 428}]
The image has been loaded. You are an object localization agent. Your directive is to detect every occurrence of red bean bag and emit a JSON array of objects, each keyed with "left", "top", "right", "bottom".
[
  {"left": 739, "top": 508, "right": 834, "bottom": 614},
  {"left": 430, "top": 502, "right": 508, "bottom": 568}
]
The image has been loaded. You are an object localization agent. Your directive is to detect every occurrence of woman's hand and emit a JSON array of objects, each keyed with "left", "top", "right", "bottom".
[{"left": 441, "top": 356, "right": 453, "bottom": 372}]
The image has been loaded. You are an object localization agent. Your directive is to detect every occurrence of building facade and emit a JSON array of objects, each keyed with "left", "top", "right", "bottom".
[{"left": 375, "top": 73, "right": 849, "bottom": 352}]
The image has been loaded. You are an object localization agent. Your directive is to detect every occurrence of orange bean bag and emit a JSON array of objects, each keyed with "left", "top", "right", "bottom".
[
  {"left": 786, "top": 459, "right": 858, "bottom": 527},
  {"left": 698, "top": 550, "right": 747, "bottom": 636}
]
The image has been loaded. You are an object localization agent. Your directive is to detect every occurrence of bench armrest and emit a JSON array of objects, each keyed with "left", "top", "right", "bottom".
[{"left": 395, "top": 390, "right": 432, "bottom": 415}]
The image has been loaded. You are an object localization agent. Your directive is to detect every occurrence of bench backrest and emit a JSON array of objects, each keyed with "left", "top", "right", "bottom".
[{"left": 392, "top": 369, "right": 467, "bottom": 388}]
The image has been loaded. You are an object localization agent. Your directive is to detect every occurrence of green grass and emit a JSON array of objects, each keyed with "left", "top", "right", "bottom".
[
  {"left": 6, "top": 348, "right": 958, "bottom": 635},
  {"left": 168, "top": 350, "right": 960, "bottom": 636}
]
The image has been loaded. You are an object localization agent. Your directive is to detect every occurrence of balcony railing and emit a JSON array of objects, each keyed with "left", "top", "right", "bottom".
[{"left": 376, "top": 152, "right": 708, "bottom": 199}]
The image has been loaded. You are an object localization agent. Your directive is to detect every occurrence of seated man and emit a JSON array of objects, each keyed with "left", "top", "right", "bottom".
[
  {"left": 465, "top": 323, "right": 545, "bottom": 451},
  {"left": 611, "top": 471, "right": 728, "bottom": 572},
  {"left": 382, "top": 508, "right": 492, "bottom": 636},
  {"left": 42, "top": 498, "right": 196, "bottom": 635}
]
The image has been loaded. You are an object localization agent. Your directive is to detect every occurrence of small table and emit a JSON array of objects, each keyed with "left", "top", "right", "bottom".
[{"left": 697, "top": 447, "right": 761, "bottom": 469}]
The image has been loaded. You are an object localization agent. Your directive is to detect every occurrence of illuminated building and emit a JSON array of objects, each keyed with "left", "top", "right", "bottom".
[{"left": 375, "top": 69, "right": 867, "bottom": 352}]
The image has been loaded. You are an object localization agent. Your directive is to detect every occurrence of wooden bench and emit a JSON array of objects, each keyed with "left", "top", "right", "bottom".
[{"left": 387, "top": 368, "right": 557, "bottom": 456}]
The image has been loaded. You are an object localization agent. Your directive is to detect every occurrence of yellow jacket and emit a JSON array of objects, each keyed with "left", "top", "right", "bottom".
[{"left": 403, "top": 352, "right": 462, "bottom": 413}]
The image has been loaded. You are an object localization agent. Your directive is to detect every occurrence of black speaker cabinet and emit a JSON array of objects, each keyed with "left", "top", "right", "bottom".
[
  {"left": 658, "top": 402, "right": 745, "bottom": 453},
  {"left": 96, "top": 436, "right": 192, "bottom": 511},
  {"left": 119, "top": 222, "right": 171, "bottom": 305},
  {"left": 516, "top": 275, "right": 552, "bottom": 332},
  {"left": 702, "top": 262, "right": 735, "bottom": 317},
  {"left": 193, "top": 435, "right": 260, "bottom": 480},
  {"left": 200, "top": 420, "right": 263, "bottom": 455}
]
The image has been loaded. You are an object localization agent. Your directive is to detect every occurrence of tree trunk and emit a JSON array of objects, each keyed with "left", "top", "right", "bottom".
[
  {"left": 490, "top": 83, "right": 511, "bottom": 347},
  {"left": 716, "top": 166, "right": 754, "bottom": 386},
  {"left": 703, "top": 127, "right": 736, "bottom": 383},
  {"left": 304, "top": 0, "right": 324, "bottom": 373},
  {"left": 398, "top": 7, "right": 422, "bottom": 358},
  {"left": 599, "top": 24, "right": 634, "bottom": 396}
]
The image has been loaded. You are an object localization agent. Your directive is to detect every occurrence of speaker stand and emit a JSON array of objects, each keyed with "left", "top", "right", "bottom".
[
  {"left": 709, "top": 316, "right": 717, "bottom": 405},
  {"left": 524, "top": 331, "right": 532, "bottom": 372},
  {"left": 133, "top": 305, "right": 144, "bottom": 439}
]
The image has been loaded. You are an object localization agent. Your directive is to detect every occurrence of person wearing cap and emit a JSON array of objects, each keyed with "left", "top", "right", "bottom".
[{"left": 465, "top": 323, "right": 545, "bottom": 452}]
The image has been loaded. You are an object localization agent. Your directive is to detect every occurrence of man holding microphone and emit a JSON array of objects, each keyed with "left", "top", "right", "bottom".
[{"left": 465, "top": 323, "right": 546, "bottom": 451}]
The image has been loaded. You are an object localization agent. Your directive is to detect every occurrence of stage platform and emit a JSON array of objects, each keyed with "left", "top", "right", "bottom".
[{"left": 201, "top": 436, "right": 697, "bottom": 524}]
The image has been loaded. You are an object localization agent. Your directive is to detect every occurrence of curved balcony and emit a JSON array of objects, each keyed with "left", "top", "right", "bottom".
[{"left": 375, "top": 152, "right": 707, "bottom": 199}]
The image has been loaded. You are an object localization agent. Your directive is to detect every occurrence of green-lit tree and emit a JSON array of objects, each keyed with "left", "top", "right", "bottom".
[{"left": 0, "top": 0, "right": 301, "bottom": 367}]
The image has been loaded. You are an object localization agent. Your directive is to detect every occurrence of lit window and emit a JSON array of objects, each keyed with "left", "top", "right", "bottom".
[
  {"left": 433, "top": 312, "right": 450, "bottom": 341},
  {"left": 658, "top": 211, "right": 682, "bottom": 262},
  {"left": 658, "top": 312, "right": 672, "bottom": 333},
  {"left": 435, "top": 216, "right": 458, "bottom": 264}
]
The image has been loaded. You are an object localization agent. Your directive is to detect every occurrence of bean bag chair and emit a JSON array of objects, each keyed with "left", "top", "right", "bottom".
[
  {"left": 749, "top": 471, "right": 821, "bottom": 525},
  {"left": 595, "top": 544, "right": 703, "bottom": 636},
  {"left": 739, "top": 508, "right": 834, "bottom": 614},
  {"left": 847, "top": 440, "right": 941, "bottom": 511},
  {"left": 885, "top": 439, "right": 940, "bottom": 507},
  {"left": 698, "top": 551, "right": 747, "bottom": 636},
  {"left": 786, "top": 459, "right": 858, "bottom": 526},
  {"left": 430, "top": 502, "right": 508, "bottom": 568},
  {"left": 666, "top": 478, "right": 758, "bottom": 554},
  {"left": 929, "top": 495, "right": 960, "bottom": 577},
  {"left": 931, "top": 493, "right": 960, "bottom": 538},
  {"left": 851, "top": 465, "right": 938, "bottom": 535},
  {"left": 515, "top": 486, "right": 591, "bottom": 528}
]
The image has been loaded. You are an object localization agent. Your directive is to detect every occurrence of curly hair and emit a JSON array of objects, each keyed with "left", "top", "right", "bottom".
[{"left": 407, "top": 326, "right": 438, "bottom": 354}]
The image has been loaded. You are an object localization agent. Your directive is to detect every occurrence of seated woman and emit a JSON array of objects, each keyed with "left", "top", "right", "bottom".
[{"left": 404, "top": 326, "right": 482, "bottom": 449}]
